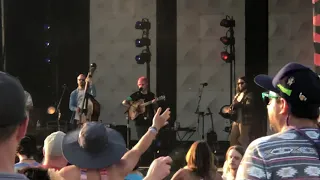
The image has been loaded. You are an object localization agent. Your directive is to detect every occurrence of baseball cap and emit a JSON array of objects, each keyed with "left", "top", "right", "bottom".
[
  {"left": 254, "top": 62, "right": 320, "bottom": 119},
  {"left": 44, "top": 131, "right": 66, "bottom": 157},
  {"left": 0, "top": 72, "right": 26, "bottom": 126}
]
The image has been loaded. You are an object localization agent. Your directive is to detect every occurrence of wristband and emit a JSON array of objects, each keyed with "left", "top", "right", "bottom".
[{"left": 149, "top": 126, "right": 158, "bottom": 134}]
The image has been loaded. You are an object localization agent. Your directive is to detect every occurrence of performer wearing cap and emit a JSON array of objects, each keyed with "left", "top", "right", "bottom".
[
  {"left": 122, "top": 76, "right": 157, "bottom": 139},
  {"left": 237, "top": 63, "right": 320, "bottom": 180}
]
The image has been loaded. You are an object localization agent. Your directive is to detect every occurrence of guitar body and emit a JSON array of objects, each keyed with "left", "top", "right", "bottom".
[{"left": 128, "top": 99, "right": 145, "bottom": 120}]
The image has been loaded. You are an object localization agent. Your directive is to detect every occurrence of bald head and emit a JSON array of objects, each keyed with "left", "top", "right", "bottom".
[{"left": 77, "top": 74, "right": 86, "bottom": 88}]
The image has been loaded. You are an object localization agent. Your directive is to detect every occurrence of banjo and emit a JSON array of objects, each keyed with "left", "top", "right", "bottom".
[{"left": 127, "top": 95, "right": 166, "bottom": 120}]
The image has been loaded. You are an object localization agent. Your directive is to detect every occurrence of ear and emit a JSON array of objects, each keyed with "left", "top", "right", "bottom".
[
  {"left": 16, "top": 118, "right": 29, "bottom": 141},
  {"left": 279, "top": 98, "right": 289, "bottom": 115}
]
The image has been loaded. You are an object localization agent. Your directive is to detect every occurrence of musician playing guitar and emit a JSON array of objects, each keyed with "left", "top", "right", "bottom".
[
  {"left": 122, "top": 76, "right": 157, "bottom": 139},
  {"left": 69, "top": 74, "right": 96, "bottom": 129}
]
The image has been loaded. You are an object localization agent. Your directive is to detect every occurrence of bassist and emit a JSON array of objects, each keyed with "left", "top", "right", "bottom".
[
  {"left": 69, "top": 74, "right": 97, "bottom": 130},
  {"left": 122, "top": 76, "right": 157, "bottom": 139}
]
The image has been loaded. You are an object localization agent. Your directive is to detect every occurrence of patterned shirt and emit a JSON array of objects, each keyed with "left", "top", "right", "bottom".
[{"left": 236, "top": 128, "right": 320, "bottom": 180}]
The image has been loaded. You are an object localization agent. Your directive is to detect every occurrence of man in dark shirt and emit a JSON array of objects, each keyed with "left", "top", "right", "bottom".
[{"left": 122, "top": 76, "right": 157, "bottom": 139}]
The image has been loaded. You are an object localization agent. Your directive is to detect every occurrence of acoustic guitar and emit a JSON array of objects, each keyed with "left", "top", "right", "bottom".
[{"left": 127, "top": 95, "right": 166, "bottom": 120}]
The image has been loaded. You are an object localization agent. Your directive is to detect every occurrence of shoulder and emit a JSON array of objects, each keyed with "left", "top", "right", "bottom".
[
  {"left": 70, "top": 89, "right": 78, "bottom": 95},
  {"left": 171, "top": 168, "right": 190, "bottom": 180},
  {"left": 58, "top": 165, "right": 81, "bottom": 180}
]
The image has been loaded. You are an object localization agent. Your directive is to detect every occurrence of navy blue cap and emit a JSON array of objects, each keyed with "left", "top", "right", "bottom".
[
  {"left": 0, "top": 72, "right": 26, "bottom": 126},
  {"left": 254, "top": 62, "right": 320, "bottom": 118}
]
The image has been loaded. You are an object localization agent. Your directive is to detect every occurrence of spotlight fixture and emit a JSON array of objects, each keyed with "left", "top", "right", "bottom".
[
  {"left": 220, "top": 18, "right": 235, "bottom": 28},
  {"left": 135, "top": 50, "right": 151, "bottom": 64},
  {"left": 220, "top": 36, "right": 235, "bottom": 46},
  {"left": 135, "top": 38, "right": 151, "bottom": 47},
  {"left": 220, "top": 51, "right": 234, "bottom": 63},
  {"left": 135, "top": 20, "right": 151, "bottom": 30}
]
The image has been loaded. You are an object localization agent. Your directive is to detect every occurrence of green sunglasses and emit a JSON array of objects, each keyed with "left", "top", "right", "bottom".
[{"left": 262, "top": 91, "right": 280, "bottom": 104}]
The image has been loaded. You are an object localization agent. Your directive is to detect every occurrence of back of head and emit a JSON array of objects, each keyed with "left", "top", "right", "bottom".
[
  {"left": 186, "top": 140, "right": 214, "bottom": 178},
  {"left": 17, "top": 136, "right": 37, "bottom": 158},
  {"left": 19, "top": 167, "right": 50, "bottom": 180},
  {"left": 0, "top": 72, "right": 26, "bottom": 142},
  {"left": 44, "top": 131, "right": 66, "bottom": 157}
]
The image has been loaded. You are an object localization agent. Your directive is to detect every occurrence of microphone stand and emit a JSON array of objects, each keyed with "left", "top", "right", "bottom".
[
  {"left": 195, "top": 84, "right": 206, "bottom": 140},
  {"left": 55, "top": 85, "right": 67, "bottom": 131}
]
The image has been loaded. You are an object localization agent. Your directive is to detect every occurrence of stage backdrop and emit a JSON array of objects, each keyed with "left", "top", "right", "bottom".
[
  {"left": 90, "top": 0, "right": 156, "bottom": 140},
  {"left": 176, "top": 0, "right": 245, "bottom": 141}
]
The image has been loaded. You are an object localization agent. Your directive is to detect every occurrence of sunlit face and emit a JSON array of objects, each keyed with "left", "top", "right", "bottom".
[
  {"left": 77, "top": 74, "right": 85, "bottom": 87},
  {"left": 227, "top": 149, "right": 242, "bottom": 170},
  {"left": 237, "top": 79, "right": 246, "bottom": 92},
  {"left": 137, "top": 79, "right": 148, "bottom": 91},
  {"left": 263, "top": 91, "right": 284, "bottom": 132}
]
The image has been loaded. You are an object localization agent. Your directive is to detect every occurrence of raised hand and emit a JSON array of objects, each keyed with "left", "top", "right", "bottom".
[{"left": 152, "top": 107, "right": 171, "bottom": 130}]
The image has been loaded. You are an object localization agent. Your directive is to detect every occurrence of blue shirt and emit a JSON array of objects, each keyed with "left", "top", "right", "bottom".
[
  {"left": 124, "top": 173, "right": 144, "bottom": 180},
  {"left": 14, "top": 162, "right": 41, "bottom": 173}
]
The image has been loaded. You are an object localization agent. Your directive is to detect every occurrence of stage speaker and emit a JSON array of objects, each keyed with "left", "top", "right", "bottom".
[
  {"left": 154, "top": 127, "right": 177, "bottom": 156},
  {"left": 109, "top": 125, "right": 130, "bottom": 148}
]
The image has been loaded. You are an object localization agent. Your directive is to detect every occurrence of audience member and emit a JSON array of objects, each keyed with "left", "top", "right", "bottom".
[
  {"left": 59, "top": 107, "right": 170, "bottom": 180},
  {"left": 171, "top": 140, "right": 223, "bottom": 180},
  {"left": 0, "top": 72, "right": 29, "bottom": 179},
  {"left": 222, "top": 146, "right": 244, "bottom": 180},
  {"left": 237, "top": 62, "right": 320, "bottom": 179},
  {"left": 42, "top": 131, "right": 68, "bottom": 170},
  {"left": 15, "top": 136, "right": 41, "bottom": 172}
]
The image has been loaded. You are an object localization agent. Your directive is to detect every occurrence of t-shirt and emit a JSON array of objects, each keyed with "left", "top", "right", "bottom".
[
  {"left": 236, "top": 128, "right": 320, "bottom": 180},
  {"left": 125, "top": 173, "right": 144, "bottom": 180},
  {"left": 0, "top": 173, "right": 29, "bottom": 180},
  {"left": 128, "top": 91, "right": 156, "bottom": 126}
]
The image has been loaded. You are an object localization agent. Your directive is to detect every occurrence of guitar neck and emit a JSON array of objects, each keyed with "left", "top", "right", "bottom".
[{"left": 141, "top": 101, "right": 154, "bottom": 107}]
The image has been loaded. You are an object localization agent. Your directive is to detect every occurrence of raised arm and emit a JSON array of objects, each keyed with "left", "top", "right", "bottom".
[{"left": 118, "top": 107, "right": 171, "bottom": 177}]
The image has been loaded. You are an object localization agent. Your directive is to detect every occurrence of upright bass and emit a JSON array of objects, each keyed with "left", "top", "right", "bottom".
[{"left": 79, "top": 63, "right": 101, "bottom": 123}]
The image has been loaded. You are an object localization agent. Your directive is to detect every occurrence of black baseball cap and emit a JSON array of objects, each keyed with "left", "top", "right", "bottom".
[
  {"left": 0, "top": 72, "right": 26, "bottom": 126},
  {"left": 254, "top": 62, "right": 320, "bottom": 119}
]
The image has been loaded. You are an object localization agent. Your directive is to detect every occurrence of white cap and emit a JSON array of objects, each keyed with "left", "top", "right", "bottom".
[{"left": 44, "top": 131, "right": 66, "bottom": 157}]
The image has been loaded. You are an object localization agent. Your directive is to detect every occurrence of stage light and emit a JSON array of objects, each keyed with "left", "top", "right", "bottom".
[
  {"left": 45, "top": 41, "right": 50, "bottom": 47},
  {"left": 47, "top": 106, "right": 56, "bottom": 114},
  {"left": 135, "top": 38, "right": 151, "bottom": 47},
  {"left": 220, "top": 36, "right": 235, "bottom": 46},
  {"left": 44, "top": 24, "right": 50, "bottom": 30},
  {"left": 221, "top": 51, "right": 233, "bottom": 63},
  {"left": 135, "top": 51, "right": 151, "bottom": 64},
  {"left": 45, "top": 58, "right": 51, "bottom": 63},
  {"left": 135, "top": 20, "right": 151, "bottom": 30},
  {"left": 220, "top": 19, "right": 235, "bottom": 28}
]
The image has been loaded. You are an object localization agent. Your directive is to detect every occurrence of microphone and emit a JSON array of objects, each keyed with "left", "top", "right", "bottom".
[
  {"left": 62, "top": 84, "right": 67, "bottom": 88},
  {"left": 200, "top": 82, "right": 208, "bottom": 86},
  {"left": 139, "top": 87, "right": 143, "bottom": 92}
]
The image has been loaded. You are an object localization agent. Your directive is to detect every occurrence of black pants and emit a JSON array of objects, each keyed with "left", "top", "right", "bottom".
[{"left": 136, "top": 125, "right": 149, "bottom": 139}]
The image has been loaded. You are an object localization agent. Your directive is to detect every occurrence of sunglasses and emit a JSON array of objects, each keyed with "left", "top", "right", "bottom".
[
  {"left": 78, "top": 79, "right": 85, "bottom": 81},
  {"left": 262, "top": 91, "right": 279, "bottom": 105},
  {"left": 237, "top": 82, "right": 245, "bottom": 85}
]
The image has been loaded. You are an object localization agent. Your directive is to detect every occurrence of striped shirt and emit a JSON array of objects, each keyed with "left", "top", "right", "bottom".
[{"left": 236, "top": 128, "right": 320, "bottom": 180}]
